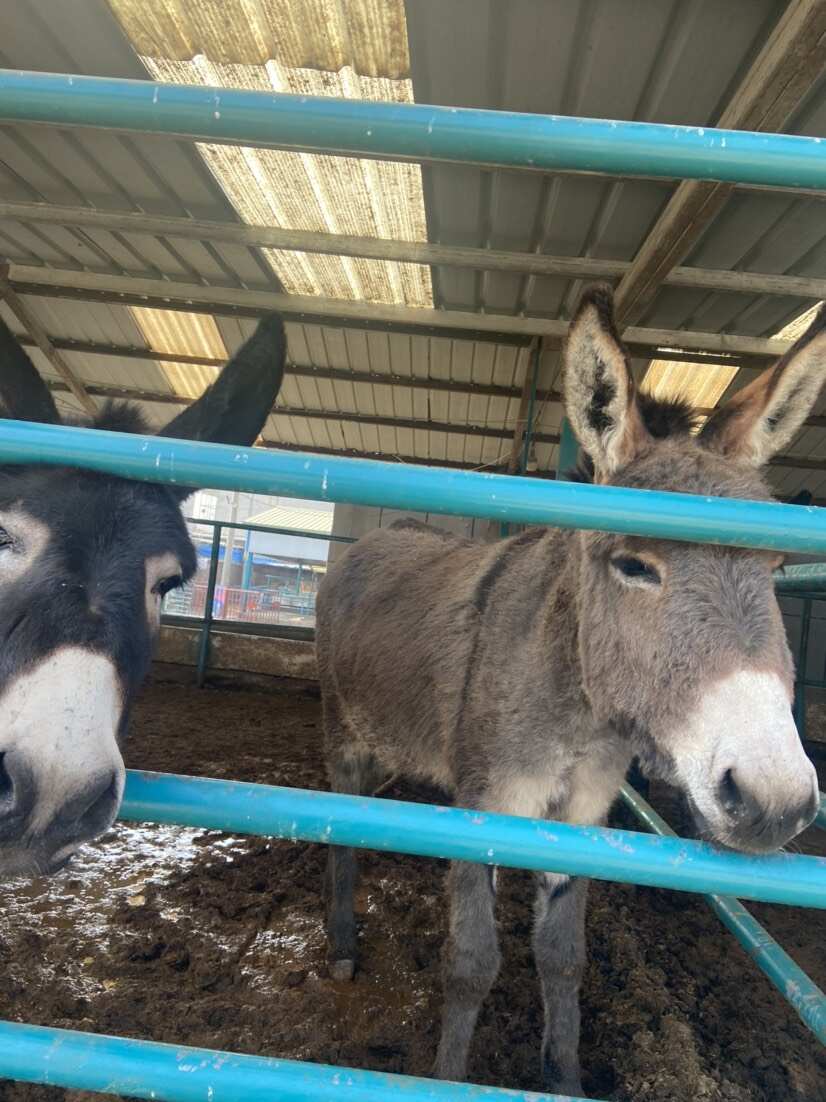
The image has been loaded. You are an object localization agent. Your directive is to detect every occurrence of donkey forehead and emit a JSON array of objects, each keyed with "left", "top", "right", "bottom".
[
  {"left": 608, "top": 437, "right": 773, "bottom": 501},
  {"left": 588, "top": 440, "right": 779, "bottom": 571},
  {"left": 0, "top": 468, "right": 195, "bottom": 571}
]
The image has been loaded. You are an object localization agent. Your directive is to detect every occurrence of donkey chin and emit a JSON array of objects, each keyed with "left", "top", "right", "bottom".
[
  {"left": 0, "top": 648, "right": 126, "bottom": 879},
  {"left": 651, "top": 670, "right": 819, "bottom": 854}
]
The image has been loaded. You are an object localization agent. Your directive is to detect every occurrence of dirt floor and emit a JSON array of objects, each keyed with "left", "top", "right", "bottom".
[{"left": 0, "top": 674, "right": 825, "bottom": 1102}]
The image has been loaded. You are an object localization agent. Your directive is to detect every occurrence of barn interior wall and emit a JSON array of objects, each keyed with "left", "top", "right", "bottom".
[{"left": 327, "top": 502, "right": 499, "bottom": 564}]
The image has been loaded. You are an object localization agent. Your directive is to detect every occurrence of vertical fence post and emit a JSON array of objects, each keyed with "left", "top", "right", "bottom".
[
  {"left": 520, "top": 343, "right": 540, "bottom": 476},
  {"left": 196, "top": 523, "right": 222, "bottom": 688},
  {"left": 795, "top": 598, "right": 813, "bottom": 739},
  {"left": 500, "top": 341, "right": 541, "bottom": 539},
  {"left": 241, "top": 528, "right": 253, "bottom": 590}
]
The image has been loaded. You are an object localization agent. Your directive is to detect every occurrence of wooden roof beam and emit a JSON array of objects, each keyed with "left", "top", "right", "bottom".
[
  {"left": 26, "top": 334, "right": 826, "bottom": 432},
  {"left": 613, "top": 0, "right": 826, "bottom": 328},
  {"left": 4, "top": 199, "right": 826, "bottom": 303},
  {"left": 5, "top": 264, "right": 801, "bottom": 361},
  {"left": 42, "top": 379, "right": 558, "bottom": 446},
  {"left": 41, "top": 377, "right": 825, "bottom": 475}
]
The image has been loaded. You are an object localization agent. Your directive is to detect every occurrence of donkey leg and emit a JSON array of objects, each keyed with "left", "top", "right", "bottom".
[
  {"left": 435, "top": 861, "right": 501, "bottom": 1082},
  {"left": 532, "top": 873, "right": 588, "bottom": 1096},
  {"left": 325, "top": 747, "right": 381, "bottom": 981}
]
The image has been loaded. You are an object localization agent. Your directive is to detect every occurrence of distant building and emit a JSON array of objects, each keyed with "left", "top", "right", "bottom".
[{"left": 166, "top": 491, "right": 334, "bottom": 627}]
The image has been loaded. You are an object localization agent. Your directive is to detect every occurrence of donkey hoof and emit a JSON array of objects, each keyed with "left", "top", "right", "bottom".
[{"left": 329, "top": 958, "right": 355, "bottom": 982}]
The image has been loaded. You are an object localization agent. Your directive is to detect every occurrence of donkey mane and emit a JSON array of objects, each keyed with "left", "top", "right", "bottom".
[
  {"left": 91, "top": 401, "right": 149, "bottom": 435},
  {"left": 565, "top": 391, "right": 699, "bottom": 483},
  {"left": 0, "top": 400, "right": 150, "bottom": 476}
]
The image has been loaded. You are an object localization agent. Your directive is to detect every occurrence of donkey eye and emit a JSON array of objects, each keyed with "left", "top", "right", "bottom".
[
  {"left": 0, "top": 527, "right": 12, "bottom": 551},
  {"left": 610, "top": 556, "right": 661, "bottom": 585},
  {"left": 153, "top": 574, "right": 183, "bottom": 597}
]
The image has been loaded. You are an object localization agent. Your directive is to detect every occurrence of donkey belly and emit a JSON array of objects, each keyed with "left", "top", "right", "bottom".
[{"left": 337, "top": 693, "right": 455, "bottom": 793}]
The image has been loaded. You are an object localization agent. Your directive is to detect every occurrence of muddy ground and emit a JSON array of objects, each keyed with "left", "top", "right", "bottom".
[{"left": 0, "top": 675, "right": 825, "bottom": 1102}]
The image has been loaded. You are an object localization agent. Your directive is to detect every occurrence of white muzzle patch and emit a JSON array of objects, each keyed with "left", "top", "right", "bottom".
[
  {"left": 0, "top": 646, "right": 125, "bottom": 835},
  {"left": 673, "top": 669, "right": 818, "bottom": 847}
]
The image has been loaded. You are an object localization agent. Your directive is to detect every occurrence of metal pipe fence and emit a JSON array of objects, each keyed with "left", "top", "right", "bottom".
[
  {"left": 119, "top": 771, "right": 826, "bottom": 909},
  {"left": 619, "top": 784, "right": 826, "bottom": 1043},
  {"left": 163, "top": 516, "right": 353, "bottom": 683},
  {"left": 1, "top": 70, "right": 826, "bottom": 190},
  {"left": 0, "top": 1021, "right": 584, "bottom": 1102},
  {"left": 3, "top": 419, "right": 826, "bottom": 552},
  {"left": 1, "top": 75, "right": 826, "bottom": 1102}
]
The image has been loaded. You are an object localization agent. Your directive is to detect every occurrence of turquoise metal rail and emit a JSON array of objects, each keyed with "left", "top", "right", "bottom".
[
  {"left": 119, "top": 771, "right": 826, "bottom": 909},
  {"left": 775, "top": 564, "right": 826, "bottom": 593},
  {"left": 619, "top": 784, "right": 826, "bottom": 1044},
  {"left": 774, "top": 572, "right": 826, "bottom": 747},
  {"left": 4, "top": 419, "right": 826, "bottom": 553},
  {"left": 0, "top": 1021, "right": 583, "bottom": 1102},
  {"left": 1, "top": 70, "right": 825, "bottom": 190}
]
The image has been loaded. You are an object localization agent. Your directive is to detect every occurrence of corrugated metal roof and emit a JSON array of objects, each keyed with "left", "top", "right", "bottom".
[
  {"left": 643, "top": 359, "right": 739, "bottom": 415},
  {"left": 406, "top": 0, "right": 811, "bottom": 327},
  {"left": 129, "top": 306, "right": 224, "bottom": 397},
  {"left": 246, "top": 502, "right": 334, "bottom": 533},
  {"left": 107, "top": 0, "right": 410, "bottom": 76},
  {"left": 1, "top": 0, "right": 826, "bottom": 500},
  {"left": 108, "top": 0, "right": 431, "bottom": 307}
]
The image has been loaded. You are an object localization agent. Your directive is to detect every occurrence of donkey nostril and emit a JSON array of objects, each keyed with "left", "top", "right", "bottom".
[
  {"left": 0, "top": 752, "right": 32, "bottom": 830},
  {"left": 0, "top": 754, "right": 14, "bottom": 807},
  {"left": 719, "top": 768, "right": 743, "bottom": 817},
  {"left": 76, "top": 773, "right": 120, "bottom": 838}
]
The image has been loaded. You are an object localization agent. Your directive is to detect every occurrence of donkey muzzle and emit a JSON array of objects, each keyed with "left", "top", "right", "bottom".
[
  {"left": 0, "top": 647, "right": 125, "bottom": 876},
  {"left": 713, "top": 763, "right": 819, "bottom": 852},
  {"left": 673, "top": 669, "right": 819, "bottom": 853}
]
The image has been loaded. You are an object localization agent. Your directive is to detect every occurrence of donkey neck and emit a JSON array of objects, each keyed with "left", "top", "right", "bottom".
[{"left": 477, "top": 526, "right": 586, "bottom": 713}]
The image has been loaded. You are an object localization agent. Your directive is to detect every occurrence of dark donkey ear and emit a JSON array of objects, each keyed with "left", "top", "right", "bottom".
[
  {"left": 158, "top": 313, "right": 286, "bottom": 446},
  {"left": 0, "top": 317, "right": 61, "bottom": 424},
  {"left": 699, "top": 304, "right": 826, "bottom": 466},
  {"left": 157, "top": 313, "right": 286, "bottom": 501}
]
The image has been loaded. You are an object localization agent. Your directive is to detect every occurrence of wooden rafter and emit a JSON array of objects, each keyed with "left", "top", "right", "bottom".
[
  {"left": 3, "top": 200, "right": 826, "bottom": 304},
  {"left": 5, "top": 264, "right": 800, "bottom": 360},
  {"left": 41, "top": 378, "right": 825, "bottom": 475},
  {"left": 613, "top": 0, "right": 826, "bottom": 328}
]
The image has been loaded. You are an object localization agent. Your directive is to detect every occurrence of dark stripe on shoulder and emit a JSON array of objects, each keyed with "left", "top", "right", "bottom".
[
  {"left": 471, "top": 528, "right": 545, "bottom": 616},
  {"left": 458, "top": 528, "right": 547, "bottom": 721}
]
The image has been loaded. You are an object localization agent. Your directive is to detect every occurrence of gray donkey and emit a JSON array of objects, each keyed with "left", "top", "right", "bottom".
[{"left": 315, "top": 285, "right": 822, "bottom": 1095}]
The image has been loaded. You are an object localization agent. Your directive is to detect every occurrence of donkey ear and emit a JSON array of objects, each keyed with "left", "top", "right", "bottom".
[
  {"left": 158, "top": 313, "right": 285, "bottom": 446},
  {"left": 563, "top": 284, "right": 649, "bottom": 477},
  {"left": 0, "top": 317, "right": 61, "bottom": 424},
  {"left": 699, "top": 304, "right": 826, "bottom": 466}
]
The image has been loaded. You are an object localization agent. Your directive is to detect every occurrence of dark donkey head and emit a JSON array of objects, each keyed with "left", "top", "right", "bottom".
[
  {"left": 0, "top": 315, "right": 285, "bottom": 876},
  {"left": 565, "top": 286, "right": 823, "bottom": 852}
]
